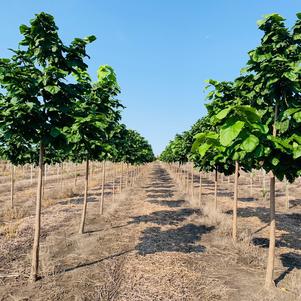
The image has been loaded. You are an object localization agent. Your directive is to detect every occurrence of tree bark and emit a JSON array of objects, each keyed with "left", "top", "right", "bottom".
[
  {"left": 79, "top": 160, "right": 89, "bottom": 234},
  {"left": 232, "top": 161, "right": 239, "bottom": 242},
  {"left": 30, "top": 142, "right": 44, "bottom": 282},
  {"left": 100, "top": 160, "right": 106, "bottom": 215}
]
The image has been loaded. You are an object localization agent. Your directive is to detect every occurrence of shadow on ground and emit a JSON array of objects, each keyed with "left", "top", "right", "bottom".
[
  {"left": 136, "top": 224, "right": 214, "bottom": 255},
  {"left": 147, "top": 199, "right": 186, "bottom": 208},
  {"left": 129, "top": 208, "right": 200, "bottom": 226}
]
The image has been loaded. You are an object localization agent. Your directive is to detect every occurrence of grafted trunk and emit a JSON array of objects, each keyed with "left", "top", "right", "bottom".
[
  {"left": 30, "top": 143, "right": 44, "bottom": 282},
  {"left": 232, "top": 161, "right": 239, "bottom": 242}
]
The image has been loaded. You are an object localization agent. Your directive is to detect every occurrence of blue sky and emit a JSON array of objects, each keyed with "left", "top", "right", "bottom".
[{"left": 0, "top": 1, "right": 300, "bottom": 155}]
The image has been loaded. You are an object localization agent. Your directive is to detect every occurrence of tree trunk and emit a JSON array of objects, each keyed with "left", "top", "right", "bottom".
[
  {"left": 214, "top": 169, "right": 218, "bottom": 210},
  {"left": 79, "top": 160, "right": 89, "bottom": 234},
  {"left": 265, "top": 103, "right": 278, "bottom": 289},
  {"left": 30, "top": 142, "right": 44, "bottom": 282},
  {"left": 100, "top": 160, "right": 106, "bottom": 215},
  {"left": 263, "top": 169, "right": 267, "bottom": 201},
  {"left": 126, "top": 164, "right": 129, "bottom": 188},
  {"left": 10, "top": 164, "right": 15, "bottom": 209},
  {"left": 265, "top": 174, "right": 276, "bottom": 288},
  {"left": 232, "top": 161, "right": 239, "bottom": 242}
]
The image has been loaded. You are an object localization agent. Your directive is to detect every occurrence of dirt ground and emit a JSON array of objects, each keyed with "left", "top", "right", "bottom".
[{"left": 0, "top": 163, "right": 301, "bottom": 300}]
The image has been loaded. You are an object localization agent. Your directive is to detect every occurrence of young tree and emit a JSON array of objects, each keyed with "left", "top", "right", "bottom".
[
  {"left": 66, "top": 65, "right": 122, "bottom": 232},
  {"left": 0, "top": 12, "right": 95, "bottom": 281}
]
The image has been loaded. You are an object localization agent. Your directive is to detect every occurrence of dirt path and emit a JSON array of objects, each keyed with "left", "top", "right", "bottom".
[{"left": 0, "top": 163, "right": 296, "bottom": 300}]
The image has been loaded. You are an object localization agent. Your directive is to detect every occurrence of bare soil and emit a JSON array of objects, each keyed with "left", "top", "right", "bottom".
[{"left": 0, "top": 163, "right": 300, "bottom": 300}]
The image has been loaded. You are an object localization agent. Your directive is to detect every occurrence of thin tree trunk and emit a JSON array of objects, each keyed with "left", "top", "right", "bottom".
[
  {"left": 265, "top": 103, "right": 278, "bottom": 289},
  {"left": 79, "top": 160, "right": 89, "bottom": 234},
  {"left": 30, "top": 143, "right": 44, "bottom": 282},
  {"left": 265, "top": 174, "right": 276, "bottom": 288},
  {"left": 100, "top": 160, "right": 106, "bottom": 215},
  {"left": 214, "top": 168, "right": 218, "bottom": 210},
  {"left": 10, "top": 164, "right": 15, "bottom": 209},
  {"left": 232, "top": 161, "right": 239, "bottom": 242},
  {"left": 263, "top": 169, "right": 267, "bottom": 201},
  {"left": 125, "top": 163, "right": 129, "bottom": 187}
]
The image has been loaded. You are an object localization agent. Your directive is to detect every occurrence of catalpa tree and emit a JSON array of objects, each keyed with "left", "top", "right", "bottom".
[{"left": 0, "top": 12, "right": 95, "bottom": 281}]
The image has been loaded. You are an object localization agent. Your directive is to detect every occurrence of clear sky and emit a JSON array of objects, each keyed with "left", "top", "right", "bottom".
[{"left": 0, "top": 1, "right": 300, "bottom": 155}]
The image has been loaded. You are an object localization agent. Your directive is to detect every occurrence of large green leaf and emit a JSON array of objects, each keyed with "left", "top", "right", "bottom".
[
  {"left": 220, "top": 121, "right": 245, "bottom": 146},
  {"left": 215, "top": 107, "right": 232, "bottom": 120},
  {"left": 45, "top": 85, "right": 60, "bottom": 94},
  {"left": 198, "top": 143, "right": 211, "bottom": 157},
  {"left": 241, "top": 134, "right": 259, "bottom": 152}
]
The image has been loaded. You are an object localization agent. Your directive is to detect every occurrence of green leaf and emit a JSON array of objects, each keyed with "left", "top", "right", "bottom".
[
  {"left": 293, "top": 146, "right": 301, "bottom": 159},
  {"left": 50, "top": 127, "right": 61, "bottom": 138},
  {"left": 19, "top": 24, "right": 28, "bottom": 34},
  {"left": 198, "top": 143, "right": 211, "bottom": 157},
  {"left": 241, "top": 134, "right": 259, "bottom": 153},
  {"left": 294, "top": 111, "right": 301, "bottom": 122},
  {"left": 220, "top": 121, "right": 245, "bottom": 146},
  {"left": 45, "top": 85, "right": 60, "bottom": 94},
  {"left": 284, "top": 71, "right": 298, "bottom": 82},
  {"left": 272, "top": 157, "right": 280, "bottom": 166},
  {"left": 215, "top": 107, "right": 232, "bottom": 120}
]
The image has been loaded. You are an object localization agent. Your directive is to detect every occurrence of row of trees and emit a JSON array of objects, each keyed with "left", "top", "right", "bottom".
[
  {"left": 0, "top": 12, "right": 154, "bottom": 281},
  {"left": 160, "top": 13, "right": 301, "bottom": 289}
]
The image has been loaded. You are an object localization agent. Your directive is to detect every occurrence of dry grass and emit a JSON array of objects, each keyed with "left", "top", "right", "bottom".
[
  {"left": 0, "top": 221, "right": 20, "bottom": 239},
  {"left": 2, "top": 206, "right": 28, "bottom": 220}
]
